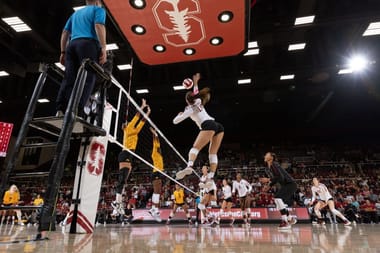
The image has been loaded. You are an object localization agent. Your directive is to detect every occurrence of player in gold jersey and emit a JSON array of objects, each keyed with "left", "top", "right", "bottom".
[
  {"left": 166, "top": 184, "right": 192, "bottom": 225},
  {"left": 148, "top": 127, "right": 164, "bottom": 222},
  {"left": 112, "top": 99, "right": 151, "bottom": 213}
]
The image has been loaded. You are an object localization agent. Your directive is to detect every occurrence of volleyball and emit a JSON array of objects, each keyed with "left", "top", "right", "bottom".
[{"left": 182, "top": 78, "right": 193, "bottom": 89}]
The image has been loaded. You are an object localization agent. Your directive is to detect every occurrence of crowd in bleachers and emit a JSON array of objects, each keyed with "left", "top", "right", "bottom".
[{"left": 3, "top": 144, "right": 380, "bottom": 224}]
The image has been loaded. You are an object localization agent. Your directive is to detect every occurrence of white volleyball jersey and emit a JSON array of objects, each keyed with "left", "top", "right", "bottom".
[
  {"left": 222, "top": 185, "right": 232, "bottom": 199},
  {"left": 311, "top": 183, "right": 333, "bottom": 202},
  {"left": 200, "top": 173, "right": 217, "bottom": 192},
  {"left": 173, "top": 99, "right": 215, "bottom": 129},
  {"left": 232, "top": 179, "right": 252, "bottom": 197}
]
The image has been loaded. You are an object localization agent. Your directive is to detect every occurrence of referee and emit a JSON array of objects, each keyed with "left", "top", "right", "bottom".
[{"left": 56, "top": 0, "right": 107, "bottom": 117}]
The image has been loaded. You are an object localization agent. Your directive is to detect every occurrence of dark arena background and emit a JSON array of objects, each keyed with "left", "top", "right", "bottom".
[{"left": 1, "top": 0, "right": 380, "bottom": 252}]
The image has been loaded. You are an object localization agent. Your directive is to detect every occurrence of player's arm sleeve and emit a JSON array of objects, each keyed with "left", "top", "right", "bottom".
[{"left": 173, "top": 106, "right": 193, "bottom": 124}]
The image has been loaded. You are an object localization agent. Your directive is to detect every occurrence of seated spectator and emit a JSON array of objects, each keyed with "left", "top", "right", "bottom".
[{"left": 360, "top": 199, "right": 378, "bottom": 224}]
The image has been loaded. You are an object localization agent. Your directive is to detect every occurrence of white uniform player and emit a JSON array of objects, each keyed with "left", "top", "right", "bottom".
[
  {"left": 217, "top": 179, "right": 234, "bottom": 225},
  {"left": 232, "top": 174, "right": 252, "bottom": 225},
  {"left": 310, "top": 178, "right": 351, "bottom": 226},
  {"left": 173, "top": 73, "right": 224, "bottom": 181}
]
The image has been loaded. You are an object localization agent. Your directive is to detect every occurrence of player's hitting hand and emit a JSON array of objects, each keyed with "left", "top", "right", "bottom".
[{"left": 193, "top": 73, "right": 201, "bottom": 82}]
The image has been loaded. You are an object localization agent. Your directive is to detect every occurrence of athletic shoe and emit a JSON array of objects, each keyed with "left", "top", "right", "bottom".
[
  {"left": 148, "top": 209, "right": 162, "bottom": 223},
  {"left": 215, "top": 217, "right": 220, "bottom": 225},
  {"left": 188, "top": 219, "right": 193, "bottom": 225},
  {"left": 175, "top": 167, "right": 193, "bottom": 180},
  {"left": 288, "top": 216, "right": 297, "bottom": 225},
  {"left": 166, "top": 219, "right": 171, "bottom": 225},
  {"left": 343, "top": 220, "right": 351, "bottom": 226},
  {"left": 278, "top": 220, "right": 291, "bottom": 230},
  {"left": 318, "top": 219, "right": 326, "bottom": 225}
]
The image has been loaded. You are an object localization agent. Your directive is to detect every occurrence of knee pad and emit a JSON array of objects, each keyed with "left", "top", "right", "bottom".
[
  {"left": 274, "top": 198, "right": 286, "bottom": 210},
  {"left": 152, "top": 193, "right": 160, "bottom": 204},
  {"left": 198, "top": 203, "right": 206, "bottom": 210},
  {"left": 209, "top": 154, "right": 218, "bottom": 165},
  {"left": 189, "top": 148, "right": 199, "bottom": 156}
]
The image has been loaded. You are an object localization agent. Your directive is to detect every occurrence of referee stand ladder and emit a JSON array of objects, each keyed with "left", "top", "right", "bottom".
[{"left": 0, "top": 58, "right": 112, "bottom": 235}]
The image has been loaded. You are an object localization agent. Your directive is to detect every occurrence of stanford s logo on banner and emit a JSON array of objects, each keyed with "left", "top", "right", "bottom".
[
  {"left": 87, "top": 141, "right": 106, "bottom": 176},
  {"left": 153, "top": 0, "right": 205, "bottom": 47}
]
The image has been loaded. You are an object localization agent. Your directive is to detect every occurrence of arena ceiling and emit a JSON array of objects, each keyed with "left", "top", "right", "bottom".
[{"left": 1, "top": 0, "right": 380, "bottom": 144}]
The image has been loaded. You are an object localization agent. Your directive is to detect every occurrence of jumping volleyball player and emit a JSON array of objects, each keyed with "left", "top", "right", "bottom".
[
  {"left": 173, "top": 73, "right": 224, "bottom": 181},
  {"left": 311, "top": 177, "right": 351, "bottom": 225},
  {"left": 260, "top": 152, "right": 297, "bottom": 229},
  {"left": 113, "top": 99, "right": 151, "bottom": 213},
  {"left": 198, "top": 165, "right": 217, "bottom": 225},
  {"left": 148, "top": 127, "right": 164, "bottom": 222},
  {"left": 232, "top": 173, "right": 252, "bottom": 226}
]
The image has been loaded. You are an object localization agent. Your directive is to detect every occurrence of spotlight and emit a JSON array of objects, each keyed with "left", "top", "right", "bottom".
[
  {"left": 210, "top": 37, "right": 223, "bottom": 46},
  {"left": 131, "top": 25, "right": 146, "bottom": 35},
  {"left": 183, "top": 48, "right": 195, "bottom": 55},
  {"left": 348, "top": 55, "right": 368, "bottom": 72},
  {"left": 218, "top": 11, "right": 233, "bottom": 23},
  {"left": 130, "top": 0, "right": 146, "bottom": 9},
  {"left": 153, "top": 44, "right": 166, "bottom": 52}
]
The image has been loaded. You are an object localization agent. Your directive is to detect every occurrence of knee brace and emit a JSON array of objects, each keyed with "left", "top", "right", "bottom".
[
  {"left": 274, "top": 198, "right": 286, "bottom": 210},
  {"left": 198, "top": 203, "right": 206, "bottom": 210},
  {"left": 209, "top": 154, "right": 218, "bottom": 165}
]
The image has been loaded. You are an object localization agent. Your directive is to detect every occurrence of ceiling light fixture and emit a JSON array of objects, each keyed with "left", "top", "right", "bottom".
[
  {"left": 2, "top": 16, "right": 32, "bottom": 32},
  {"left": 183, "top": 48, "right": 195, "bottom": 55},
  {"left": 218, "top": 11, "right": 233, "bottom": 23},
  {"left": 130, "top": 0, "right": 146, "bottom": 9},
  {"left": 338, "top": 69, "right": 353, "bottom": 75},
  {"left": 136, "top": 89, "right": 149, "bottom": 94},
  {"left": 131, "top": 25, "right": 146, "bottom": 35},
  {"left": 37, "top": 98, "right": 50, "bottom": 103},
  {"left": 173, "top": 85, "right": 186, "bottom": 91},
  {"left": 153, "top": 44, "right": 166, "bottom": 52},
  {"left": 73, "top": 6, "right": 86, "bottom": 11},
  {"left": 248, "top": 41, "right": 258, "bottom": 48},
  {"left": 210, "top": 37, "right": 223, "bottom": 46},
  {"left": 363, "top": 22, "right": 380, "bottom": 36},
  {"left": 106, "top": 43, "right": 119, "bottom": 50},
  {"left": 288, "top": 43, "right": 306, "bottom": 51},
  {"left": 243, "top": 48, "right": 259, "bottom": 56},
  {"left": 348, "top": 55, "right": 369, "bottom": 72},
  {"left": 238, "top": 78, "right": 251, "bottom": 85},
  {"left": 117, "top": 64, "right": 132, "bottom": 70},
  {"left": 294, "top": 15, "right": 315, "bottom": 26},
  {"left": 0, "top": 71, "right": 9, "bottom": 77},
  {"left": 280, "top": 74, "right": 295, "bottom": 80}
]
